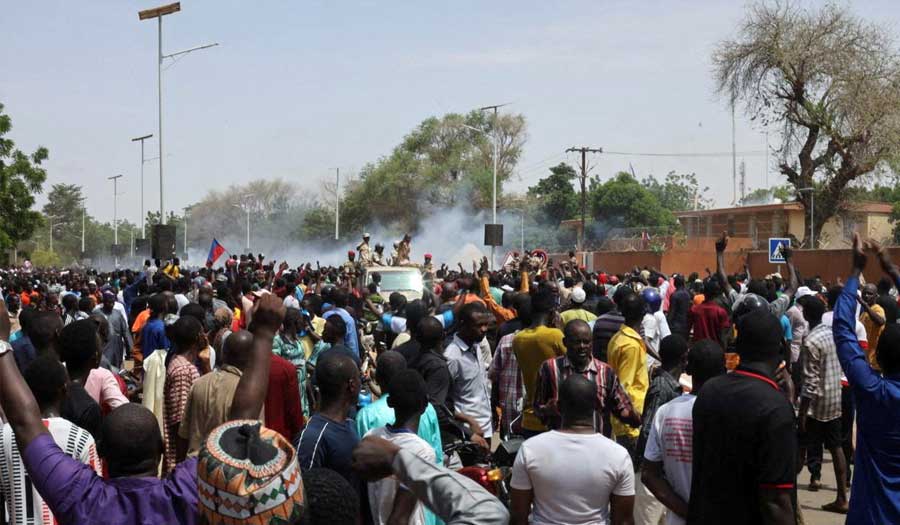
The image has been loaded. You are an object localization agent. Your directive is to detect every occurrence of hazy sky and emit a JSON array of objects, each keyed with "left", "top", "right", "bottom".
[{"left": 3, "top": 1, "right": 899, "bottom": 229}]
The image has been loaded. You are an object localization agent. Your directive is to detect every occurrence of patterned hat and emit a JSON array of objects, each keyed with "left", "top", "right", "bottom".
[{"left": 198, "top": 420, "right": 305, "bottom": 525}]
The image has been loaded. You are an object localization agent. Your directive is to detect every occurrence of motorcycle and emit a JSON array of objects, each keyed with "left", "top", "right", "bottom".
[{"left": 441, "top": 417, "right": 524, "bottom": 507}]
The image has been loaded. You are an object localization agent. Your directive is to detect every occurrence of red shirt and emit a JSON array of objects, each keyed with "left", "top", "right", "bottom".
[
  {"left": 689, "top": 300, "right": 730, "bottom": 346},
  {"left": 265, "top": 354, "right": 304, "bottom": 440}
]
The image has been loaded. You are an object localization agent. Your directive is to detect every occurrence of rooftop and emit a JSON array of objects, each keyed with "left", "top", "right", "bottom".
[{"left": 673, "top": 200, "right": 892, "bottom": 217}]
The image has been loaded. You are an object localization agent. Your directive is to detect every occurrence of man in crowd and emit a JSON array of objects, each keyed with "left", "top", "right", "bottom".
[
  {"left": 162, "top": 317, "right": 202, "bottom": 475},
  {"left": 560, "top": 287, "right": 597, "bottom": 325},
  {"left": 534, "top": 319, "right": 639, "bottom": 437},
  {"left": 833, "top": 236, "right": 900, "bottom": 522},
  {"left": 593, "top": 285, "right": 632, "bottom": 361},
  {"left": 688, "top": 308, "right": 796, "bottom": 524},
  {"left": 511, "top": 375, "right": 635, "bottom": 525},
  {"left": 666, "top": 275, "right": 691, "bottom": 340},
  {"left": 0, "top": 355, "right": 103, "bottom": 525},
  {"left": 58, "top": 319, "right": 104, "bottom": 439},
  {"left": 444, "top": 303, "right": 492, "bottom": 448},
  {"left": 858, "top": 282, "right": 886, "bottom": 370},
  {"left": 634, "top": 334, "right": 688, "bottom": 525},
  {"left": 607, "top": 292, "right": 650, "bottom": 459},
  {"left": 364, "top": 370, "right": 437, "bottom": 525},
  {"left": 796, "top": 293, "right": 848, "bottom": 513},
  {"left": 356, "top": 351, "right": 442, "bottom": 466},
  {"left": 642, "top": 340, "right": 726, "bottom": 525},
  {"left": 688, "top": 278, "right": 730, "bottom": 348},
  {"left": 323, "top": 288, "right": 360, "bottom": 360},
  {"left": 178, "top": 329, "right": 253, "bottom": 456},
  {"left": 94, "top": 289, "right": 133, "bottom": 369},
  {"left": 513, "top": 288, "right": 566, "bottom": 438},
  {"left": 297, "top": 351, "right": 361, "bottom": 489}
]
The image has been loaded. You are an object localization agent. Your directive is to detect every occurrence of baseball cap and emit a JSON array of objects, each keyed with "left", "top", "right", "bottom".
[{"left": 571, "top": 287, "right": 587, "bottom": 304}]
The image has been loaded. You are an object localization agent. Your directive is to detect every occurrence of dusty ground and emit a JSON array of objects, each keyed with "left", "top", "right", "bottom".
[{"left": 797, "top": 451, "right": 848, "bottom": 525}]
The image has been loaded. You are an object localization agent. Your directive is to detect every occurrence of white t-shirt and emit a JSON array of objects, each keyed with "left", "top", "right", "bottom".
[
  {"left": 283, "top": 295, "right": 301, "bottom": 310},
  {"left": 510, "top": 430, "right": 634, "bottom": 525},
  {"left": 0, "top": 418, "right": 102, "bottom": 525},
  {"left": 642, "top": 311, "right": 671, "bottom": 355},
  {"left": 643, "top": 394, "right": 695, "bottom": 525},
  {"left": 365, "top": 426, "right": 436, "bottom": 525}
]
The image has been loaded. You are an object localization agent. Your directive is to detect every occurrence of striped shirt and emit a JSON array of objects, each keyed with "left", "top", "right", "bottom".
[
  {"left": 488, "top": 332, "right": 523, "bottom": 436},
  {"left": 534, "top": 355, "right": 636, "bottom": 438},
  {"left": 163, "top": 355, "right": 199, "bottom": 475},
  {"left": 0, "top": 418, "right": 101, "bottom": 525},
  {"left": 801, "top": 323, "right": 842, "bottom": 422}
]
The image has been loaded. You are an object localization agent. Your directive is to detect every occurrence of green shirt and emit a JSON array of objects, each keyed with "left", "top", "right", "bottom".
[{"left": 273, "top": 334, "right": 310, "bottom": 418}]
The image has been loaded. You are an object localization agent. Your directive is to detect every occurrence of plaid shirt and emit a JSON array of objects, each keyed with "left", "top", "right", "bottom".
[
  {"left": 534, "top": 355, "right": 637, "bottom": 438},
  {"left": 489, "top": 332, "right": 523, "bottom": 435},
  {"left": 801, "top": 323, "right": 842, "bottom": 422}
]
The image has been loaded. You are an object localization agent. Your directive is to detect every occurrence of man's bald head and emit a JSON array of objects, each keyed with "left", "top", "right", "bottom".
[
  {"left": 559, "top": 375, "right": 596, "bottom": 424},
  {"left": 223, "top": 329, "right": 253, "bottom": 370},
  {"left": 415, "top": 316, "right": 444, "bottom": 351},
  {"left": 99, "top": 403, "right": 163, "bottom": 478},
  {"left": 563, "top": 319, "right": 591, "bottom": 339}
]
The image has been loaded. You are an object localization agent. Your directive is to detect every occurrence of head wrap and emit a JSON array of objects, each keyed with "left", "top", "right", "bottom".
[{"left": 197, "top": 421, "right": 304, "bottom": 525}]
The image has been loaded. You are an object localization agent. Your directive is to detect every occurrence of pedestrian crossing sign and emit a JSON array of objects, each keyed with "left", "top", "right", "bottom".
[{"left": 768, "top": 238, "right": 791, "bottom": 263}]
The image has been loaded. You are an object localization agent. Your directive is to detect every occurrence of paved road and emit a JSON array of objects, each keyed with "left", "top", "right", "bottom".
[{"left": 797, "top": 451, "right": 848, "bottom": 525}]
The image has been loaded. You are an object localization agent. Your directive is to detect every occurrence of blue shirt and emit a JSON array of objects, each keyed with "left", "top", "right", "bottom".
[
  {"left": 122, "top": 272, "right": 145, "bottom": 315},
  {"left": 833, "top": 274, "right": 900, "bottom": 524},
  {"left": 323, "top": 307, "right": 359, "bottom": 358},
  {"left": 141, "top": 318, "right": 170, "bottom": 360},
  {"left": 296, "top": 414, "right": 360, "bottom": 491},
  {"left": 355, "top": 395, "right": 443, "bottom": 465},
  {"left": 11, "top": 335, "right": 36, "bottom": 371},
  {"left": 780, "top": 314, "right": 792, "bottom": 342}
]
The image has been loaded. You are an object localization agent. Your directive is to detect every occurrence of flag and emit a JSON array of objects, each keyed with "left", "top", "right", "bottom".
[{"left": 206, "top": 238, "right": 226, "bottom": 267}]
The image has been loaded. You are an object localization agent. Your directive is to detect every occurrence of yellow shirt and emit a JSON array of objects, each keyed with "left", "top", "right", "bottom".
[
  {"left": 607, "top": 325, "right": 649, "bottom": 439},
  {"left": 560, "top": 308, "right": 598, "bottom": 325},
  {"left": 512, "top": 326, "right": 566, "bottom": 431},
  {"left": 861, "top": 303, "right": 885, "bottom": 371}
]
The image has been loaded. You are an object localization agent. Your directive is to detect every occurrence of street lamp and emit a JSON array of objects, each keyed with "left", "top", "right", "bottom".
[
  {"left": 183, "top": 205, "right": 193, "bottom": 258},
  {"left": 47, "top": 215, "right": 63, "bottom": 253},
  {"left": 79, "top": 197, "right": 86, "bottom": 255},
  {"left": 138, "top": 2, "right": 218, "bottom": 225},
  {"left": 797, "top": 187, "right": 815, "bottom": 248},
  {"left": 131, "top": 133, "right": 153, "bottom": 237}
]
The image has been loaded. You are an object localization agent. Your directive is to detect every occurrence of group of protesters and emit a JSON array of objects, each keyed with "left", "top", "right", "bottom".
[{"left": 0, "top": 230, "right": 897, "bottom": 525}]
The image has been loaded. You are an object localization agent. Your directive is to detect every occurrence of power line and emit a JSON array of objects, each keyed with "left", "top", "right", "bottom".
[{"left": 603, "top": 150, "right": 765, "bottom": 158}]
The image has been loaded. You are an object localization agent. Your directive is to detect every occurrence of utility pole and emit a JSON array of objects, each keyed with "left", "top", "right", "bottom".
[
  {"left": 80, "top": 198, "right": 86, "bottom": 255},
  {"left": 739, "top": 159, "right": 747, "bottom": 204},
  {"left": 131, "top": 134, "right": 153, "bottom": 237},
  {"left": 566, "top": 146, "right": 603, "bottom": 252},
  {"left": 334, "top": 168, "right": 340, "bottom": 241}
]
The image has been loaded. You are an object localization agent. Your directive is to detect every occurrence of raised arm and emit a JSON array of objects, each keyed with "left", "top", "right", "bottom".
[
  {"left": 714, "top": 232, "right": 733, "bottom": 295},
  {"left": 229, "top": 293, "right": 286, "bottom": 421},
  {"left": 354, "top": 437, "right": 509, "bottom": 525},
  {"left": 832, "top": 234, "right": 881, "bottom": 395},
  {"left": 0, "top": 298, "right": 48, "bottom": 450}
]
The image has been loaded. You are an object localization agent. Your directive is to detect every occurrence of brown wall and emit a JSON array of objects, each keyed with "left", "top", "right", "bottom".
[{"left": 744, "top": 248, "right": 900, "bottom": 284}]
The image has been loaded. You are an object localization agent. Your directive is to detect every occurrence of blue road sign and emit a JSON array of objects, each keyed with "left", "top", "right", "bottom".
[{"left": 768, "top": 238, "right": 791, "bottom": 263}]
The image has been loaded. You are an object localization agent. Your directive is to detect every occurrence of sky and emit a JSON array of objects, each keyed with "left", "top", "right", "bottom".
[{"left": 3, "top": 0, "right": 900, "bottom": 230}]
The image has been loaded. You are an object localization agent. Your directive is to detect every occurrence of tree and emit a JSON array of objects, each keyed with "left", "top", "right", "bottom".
[
  {"left": 43, "top": 183, "right": 84, "bottom": 226},
  {"left": 589, "top": 172, "right": 677, "bottom": 240},
  {"left": 527, "top": 163, "right": 578, "bottom": 225},
  {"left": 336, "top": 111, "right": 527, "bottom": 235},
  {"left": 642, "top": 171, "right": 712, "bottom": 211},
  {"left": 714, "top": 3, "right": 900, "bottom": 247},
  {"left": 0, "top": 103, "right": 48, "bottom": 257}
]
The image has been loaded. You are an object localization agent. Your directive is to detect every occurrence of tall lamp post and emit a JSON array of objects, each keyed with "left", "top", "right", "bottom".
[
  {"left": 47, "top": 215, "right": 62, "bottom": 253},
  {"left": 109, "top": 175, "right": 123, "bottom": 266},
  {"left": 182, "top": 205, "right": 193, "bottom": 258},
  {"left": 79, "top": 197, "right": 86, "bottom": 256},
  {"left": 798, "top": 187, "right": 815, "bottom": 248},
  {"left": 138, "top": 2, "right": 218, "bottom": 225},
  {"left": 131, "top": 133, "right": 153, "bottom": 237}
]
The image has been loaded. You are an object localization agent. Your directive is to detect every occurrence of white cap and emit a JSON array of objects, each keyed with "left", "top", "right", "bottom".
[
  {"left": 571, "top": 287, "right": 587, "bottom": 304},
  {"left": 796, "top": 286, "right": 816, "bottom": 298},
  {"left": 363, "top": 233, "right": 371, "bottom": 238}
]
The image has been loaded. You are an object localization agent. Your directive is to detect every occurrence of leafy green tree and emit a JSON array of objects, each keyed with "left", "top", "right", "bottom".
[
  {"left": 642, "top": 172, "right": 711, "bottom": 211},
  {"left": 337, "top": 111, "right": 527, "bottom": 235},
  {"left": 0, "top": 103, "right": 48, "bottom": 259},
  {"left": 589, "top": 172, "right": 677, "bottom": 239},
  {"left": 714, "top": 3, "right": 900, "bottom": 247},
  {"left": 527, "top": 163, "right": 578, "bottom": 224}
]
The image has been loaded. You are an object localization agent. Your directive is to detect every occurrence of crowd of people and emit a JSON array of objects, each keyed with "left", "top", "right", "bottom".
[{"left": 0, "top": 230, "right": 897, "bottom": 525}]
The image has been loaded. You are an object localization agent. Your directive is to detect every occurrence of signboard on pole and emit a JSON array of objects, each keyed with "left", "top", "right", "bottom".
[{"left": 768, "top": 238, "right": 791, "bottom": 264}]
